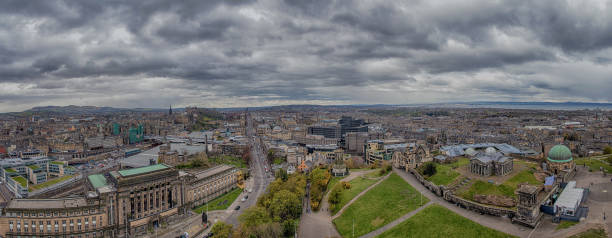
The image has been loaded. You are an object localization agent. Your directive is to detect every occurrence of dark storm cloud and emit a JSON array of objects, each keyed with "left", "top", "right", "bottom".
[{"left": 0, "top": 0, "right": 611, "bottom": 111}]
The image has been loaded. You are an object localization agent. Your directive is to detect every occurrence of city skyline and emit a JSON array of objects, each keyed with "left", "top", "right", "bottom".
[{"left": 1, "top": 0, "right": 612, "bottom": 112}]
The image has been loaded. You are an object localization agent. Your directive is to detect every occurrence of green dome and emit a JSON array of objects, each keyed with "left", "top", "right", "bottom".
[{"left": 547, "top": 145, "right": 573, "bottom": 163}]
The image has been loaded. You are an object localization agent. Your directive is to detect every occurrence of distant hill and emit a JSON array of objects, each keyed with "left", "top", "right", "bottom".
[{"left": 21, "top": 105, "right": 173, "bottom": 115}]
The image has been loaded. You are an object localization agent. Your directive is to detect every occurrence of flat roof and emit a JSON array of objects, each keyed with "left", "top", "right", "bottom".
[
  {"left": 118, "top": 163, "right": 169, "bottom": 177},
  {"left": 7, "top": 197, "right": 87, "bottom": 209},
  {"left": 191, "top": 165, "right": 235, "bottom": 180},
  {"left": 88, "top": 174, "right": 108, "bottom": 189},
  {"left": 555, "top": 181, "right": 584, "bottom": 209}
]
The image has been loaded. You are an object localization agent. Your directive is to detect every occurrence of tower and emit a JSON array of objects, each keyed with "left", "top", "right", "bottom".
[{"left": 169, "top": 105, "right": 173, "bottom": 115}]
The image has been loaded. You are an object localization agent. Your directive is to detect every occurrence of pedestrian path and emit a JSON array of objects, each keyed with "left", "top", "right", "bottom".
[
  {"left": 360, "top": 201, "right": 433, "bottom": 238},
  {"left": 392, "top": 168, "right": 530, "bottom": 237},
  {"left": 331, "top": 172, "right": 392, "bottom": 220}
]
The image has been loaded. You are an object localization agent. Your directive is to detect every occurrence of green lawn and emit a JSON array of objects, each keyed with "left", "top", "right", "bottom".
[
  {"left": 424, "top": 158, "right": 469, "bottom": 186},
  {"left": 333, "top": 173, "right": 429, "bottom": 237},
  {"left": 193, "top": 188, "right": 243, "bottom": 213},
  {"left": 376, "top": 204, "right": 514, "bottom": 238},
  {"left": 13, "top": 176, "right": 27, "bottom": 187},
  {"left": 502, "top": 170, "right": 541, "bottom": 190},
  {"left": 30, "top": 175, "right": 74, "bottom": 191},
  {"left": 461, "top": 169, "right": 541, "bottom": 200},
  {"left": 209, "top": 155, "right": 247, "bottom": 168},
  {"left": 330, "top": 173, "right": 382, "bottom": 215},
  {"left": 556, "top": 220, "right": 578, "bottom": 230},
  {"left": 569, "top": 228, "right": 608, "bottom": 238},
  {"left": 575, "top": 157, "right": 612, "bottom": 173}
]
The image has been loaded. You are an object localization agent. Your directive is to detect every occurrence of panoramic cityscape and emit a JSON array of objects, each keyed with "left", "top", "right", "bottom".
[{"left": 1, "top": 1, "right": 612, "bottom": 238}]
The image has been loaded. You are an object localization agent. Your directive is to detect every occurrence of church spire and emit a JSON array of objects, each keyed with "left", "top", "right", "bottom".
[{"left": 169, "top": 105, "right": 173, "bottom": 115}]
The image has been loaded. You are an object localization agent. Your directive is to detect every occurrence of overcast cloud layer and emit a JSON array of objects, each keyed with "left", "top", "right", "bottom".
[{"left": 1, "top": 0, "right": 612, "bottom": 112}]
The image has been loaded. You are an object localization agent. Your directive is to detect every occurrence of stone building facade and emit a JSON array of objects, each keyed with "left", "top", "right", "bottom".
[
  {"left": 181, "top": 165, "right": 240, "bottom": 209},
  {"left": 0, "top": 163, "right": 241, "bottom": 238},
  {"left": 546, "top": 144, "right": 575, "bottom": 175},
  {"left": 0, "top": 195, "right": 113, "bottom": 238},
  {"left": 469, "top": 151, "right": 513, "bottom": 176}
]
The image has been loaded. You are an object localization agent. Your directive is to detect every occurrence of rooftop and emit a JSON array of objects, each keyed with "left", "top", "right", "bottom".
[
  {"left": 7, "top": 197, "right": 87, "bottom": 209},
  {"left": 118, "top": 163, "right": 169, "bottom": 177},
  {"left": 190, "top": 165, "right": 235, "bottom": 180},
  {"left": 88, "top": 174, "right": 108, "bottom": 189},
  {"left": 12, "top": 176, "right": 27, "bottom": 187}
]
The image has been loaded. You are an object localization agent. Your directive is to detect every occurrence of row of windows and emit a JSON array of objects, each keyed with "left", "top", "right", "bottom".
[
  {"left": 193, "top": 175, "right": 236, "bottom": 200},
  {"left": 7, "top": 208, "right": 98, "bottom": 218},
  {"left": 7, "top": 231, "right": 104, "bottom": 238},
  {"left": 8, "top": 216, "right": 103, "bottom": 234}
]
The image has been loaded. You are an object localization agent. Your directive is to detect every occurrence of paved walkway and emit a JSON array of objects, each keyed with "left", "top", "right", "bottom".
[
  {"left": 360, "top": 201, "right": 434, "bottom": 238},
  {"left": 392, "top": 168, "right": 531, "bottom": 237},
  {"left": 331, "top": 172, "right": 392, "bottom": 220},
  {"left": 298, "top": 170, "right": 384, "bottom": 238}
]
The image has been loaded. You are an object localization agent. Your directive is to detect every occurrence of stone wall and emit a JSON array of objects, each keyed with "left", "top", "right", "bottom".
[
  {"left": 408, "top": 168, "right": 518, "bottom": 219},
  {"left": 445, "top": 194, "right": 516, "bottom": 217},
  {"left": 409, "top": 168, "right": 443, "bottom": 196}
]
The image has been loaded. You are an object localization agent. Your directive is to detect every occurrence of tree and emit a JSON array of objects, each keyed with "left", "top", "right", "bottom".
[
  {"left": 241, "top": 146, "right": 252, "bottom": 165},
  {"left": 211, "top": 222, "right": 233, "bottom": 238},
  {"left": 269, "top": 190, "right": 302, "bottom": 221},
  {"left": 328, "top": 186, "right": 342, "bottom": 207},
  {"left": 239, "top": 206, "right": 271, "bottom": 228},
  {"left": 604, "top": 146, "right": 612, "bottom": 155},
  {"left": 421, "top": 162, "right": 437, "bottom": 177}
]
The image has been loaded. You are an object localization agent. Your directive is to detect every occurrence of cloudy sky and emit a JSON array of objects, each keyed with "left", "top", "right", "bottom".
[{"left": 1, "top": 0, "right": 612, "bottom": 112}]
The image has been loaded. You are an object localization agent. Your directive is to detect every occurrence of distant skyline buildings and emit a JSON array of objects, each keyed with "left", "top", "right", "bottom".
[{"left": 1, "top": 1, "right": 612, "bottom": 112}]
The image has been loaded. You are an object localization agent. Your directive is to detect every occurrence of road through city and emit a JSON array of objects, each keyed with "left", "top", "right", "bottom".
[{"left": 224, "top": 112, "right": 273, "bottom": 226}]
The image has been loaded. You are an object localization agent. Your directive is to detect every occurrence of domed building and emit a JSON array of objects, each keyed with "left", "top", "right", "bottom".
[{"left": 546, "top": 145, "right": 575, "bottom": 174}]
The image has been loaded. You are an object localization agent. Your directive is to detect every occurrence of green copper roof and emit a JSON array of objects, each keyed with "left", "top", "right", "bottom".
[
  {"left": 88, "top": 174, "right": 108, "bottom": 189},
  {"left": 547, "top": 144, "right": 573, "bottom": 163},
  {"left": 118, "top": 164, "right": 169, "bottom": 177}
]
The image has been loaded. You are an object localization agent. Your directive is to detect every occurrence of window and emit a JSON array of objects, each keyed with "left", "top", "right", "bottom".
[
  {"left": 63, "top": 220, "right": 67, "bottom": 232},
  {"left": 47, "top": 220, "right": 51, "bottom": 232},
  {"left": 78, "top": 219, "right": 82, "bottom": 231},
  {"left": 9, "top": 221, "right": 13, "bottom": 232},
  {"left": 39, "top": 221, "right": 43, "bottom": 232},
  {"left": 32, "top": 221, "right": 36, "bottom": 233},
  {"left": 99, "top": 216, "right": 103, "bottom": 226},
  {"left": 55, "top": 221, "right": 59, "bottom": 232},
  {"left": 24, "top": 222, "right": 29, "bottom": 232},
  {"left": 92, "top": 217, "right": 96, "bottom": 228},
  {"left": 17, "top": 220, "right": 21, "bottom": 232}
]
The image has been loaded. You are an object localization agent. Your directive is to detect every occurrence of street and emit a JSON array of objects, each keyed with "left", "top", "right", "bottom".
[{"left": 223, "top": 112, "right": 273, "bottom": 226}]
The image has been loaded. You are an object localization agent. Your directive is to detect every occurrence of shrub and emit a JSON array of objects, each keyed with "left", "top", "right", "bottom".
[
  {"left": 421, "top": 162, "right": 437, "bottom": 177},
  {"left": 604, "top": 146, "right": 612, "bottom": 155},
  {"left": 341, "top": 181, "right": 351, "bottom": 189}
]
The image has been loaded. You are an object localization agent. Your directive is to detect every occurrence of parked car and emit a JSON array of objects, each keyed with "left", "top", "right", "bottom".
[{"left": 234, "top": 206, "right": 241, "bottom": 210}]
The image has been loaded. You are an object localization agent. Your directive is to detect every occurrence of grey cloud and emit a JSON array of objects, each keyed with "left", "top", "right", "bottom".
[{"left": 0, "top": 0, "right": 611, "bottom": 111}]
